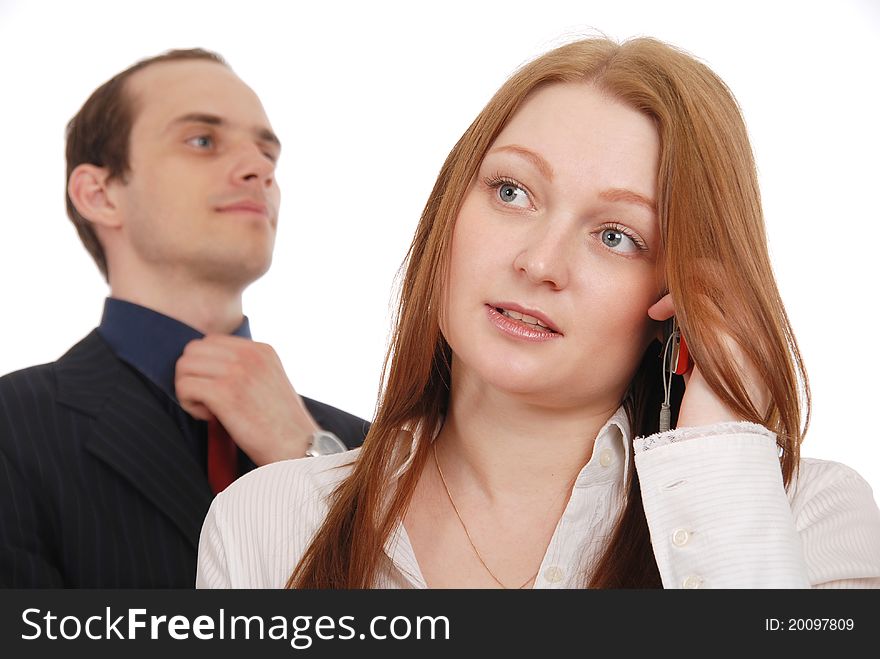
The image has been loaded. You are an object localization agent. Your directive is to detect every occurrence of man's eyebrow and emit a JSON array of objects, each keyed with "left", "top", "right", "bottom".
[
  {"left": 169, "top": 113, "right": 281, "bottom": 149},
  {"left": 599, "top": 187, "right": 657, "bottom": 213},
  {"left": 169, "top": 112, "right": 223, "bottom": 129},
  {"left": 488, "top": 144, "right": 555, "bottom": 181},
  {"left": 256, "top": 127, "right": 281, "bottom": 150}
]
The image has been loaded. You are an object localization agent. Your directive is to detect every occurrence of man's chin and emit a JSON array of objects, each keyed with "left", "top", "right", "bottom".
[{"left": 196, "top": 252, "right": 273, "bottom": 288}]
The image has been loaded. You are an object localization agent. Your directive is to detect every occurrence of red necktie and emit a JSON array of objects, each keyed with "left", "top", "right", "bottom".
[{"left": 207, "top": 418, "right": 239, "bottom": 494}]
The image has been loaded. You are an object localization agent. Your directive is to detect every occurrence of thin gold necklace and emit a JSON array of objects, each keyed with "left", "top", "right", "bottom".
[{"left": 432, "top": 441, "right": 539, "bottom": 589}]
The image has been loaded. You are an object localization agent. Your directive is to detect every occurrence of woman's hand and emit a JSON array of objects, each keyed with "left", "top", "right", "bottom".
[{"left": 647, "top": 293, "right": 770, "bottom": 428}]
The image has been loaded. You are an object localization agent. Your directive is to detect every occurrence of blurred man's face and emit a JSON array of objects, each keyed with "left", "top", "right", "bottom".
[{"left": 112, "top": 59, "right": 281, "bottom": 287}]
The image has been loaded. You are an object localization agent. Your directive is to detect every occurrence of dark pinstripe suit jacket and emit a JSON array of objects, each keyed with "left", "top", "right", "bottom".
[{"left": 0, "top": 330, "right": 370, "bottom": 587}]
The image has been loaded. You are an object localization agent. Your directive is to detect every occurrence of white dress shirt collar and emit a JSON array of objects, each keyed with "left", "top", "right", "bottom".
[
  {"left": 379, "top": 404, "right": 633, "bottom": 588},
  {"left": 389, "top": 404, "right": 633, "bottom": 485}
]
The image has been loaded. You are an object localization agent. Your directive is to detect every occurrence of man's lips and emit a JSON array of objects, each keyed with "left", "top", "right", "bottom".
[
  {"left": 215, "top": 200, "right": 270, "bottom": 216},
  {"left": 487, "top": 302, "right": 562, "bottom": 334}
]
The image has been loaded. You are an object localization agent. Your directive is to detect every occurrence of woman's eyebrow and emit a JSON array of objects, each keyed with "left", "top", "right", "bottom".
[
  {"left": 487, "top": 144, "right": 656, "bottom": 213},
  {"left": 487, "top": 144, "right": 555, "bottom": 181},
  {"left": 599, "top": 188, "right": 657, "bottom": 214}
]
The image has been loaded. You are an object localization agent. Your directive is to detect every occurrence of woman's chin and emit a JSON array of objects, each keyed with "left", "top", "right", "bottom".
[{"left": 475, "top": 365, "right": 561, "bottom": 399}]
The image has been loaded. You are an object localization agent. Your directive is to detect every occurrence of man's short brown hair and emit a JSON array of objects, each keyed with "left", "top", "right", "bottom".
[{"left": 65, "top": 48, "right": 227, "bottom": 281}]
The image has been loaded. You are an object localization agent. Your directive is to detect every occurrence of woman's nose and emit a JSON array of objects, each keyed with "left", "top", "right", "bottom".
[{"left": 512, "top": 223, "right": 572, "bottom": 290}]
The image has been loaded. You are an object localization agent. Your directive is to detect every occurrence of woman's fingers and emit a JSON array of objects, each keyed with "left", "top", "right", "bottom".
[{"left": 647, "top": 293, "right": 676, "bottom": 322}]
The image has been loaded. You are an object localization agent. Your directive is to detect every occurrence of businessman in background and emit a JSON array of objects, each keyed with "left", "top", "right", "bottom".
[{"left": 0, "top": 48, "right": 368, "bottom": 587}]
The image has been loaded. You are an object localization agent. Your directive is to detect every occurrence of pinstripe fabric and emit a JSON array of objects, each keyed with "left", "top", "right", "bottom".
[
  {"left": 197, "top": 415, "right": 880, "bottom": 589},
  {"left": 0, "top": 330, "right": 370, "bottom": 588}
]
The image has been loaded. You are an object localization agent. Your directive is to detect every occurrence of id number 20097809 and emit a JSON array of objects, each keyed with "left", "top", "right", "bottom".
[{"left": 764, "top": 619, "right": 854, "bottom": 631}]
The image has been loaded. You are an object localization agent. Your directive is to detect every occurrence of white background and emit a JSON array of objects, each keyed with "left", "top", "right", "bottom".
[{"left": 1, "top": 0, "right": 878, "bottom": 492}]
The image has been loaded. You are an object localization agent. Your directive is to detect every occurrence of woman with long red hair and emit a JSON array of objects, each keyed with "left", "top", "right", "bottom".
[{"left": 197, "top": 37, "right": 880, "bottom": 588}]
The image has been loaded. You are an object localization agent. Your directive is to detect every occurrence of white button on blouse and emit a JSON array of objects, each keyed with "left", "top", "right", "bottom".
[
  {"left": 682, "top": 575, "right": 704, "bottom": 589},
  {"left": 672, "top": 528, "right": 691, "bottom": 547},
  {"left": 543, "top": 566, "right": 564, "bottom": 583}
]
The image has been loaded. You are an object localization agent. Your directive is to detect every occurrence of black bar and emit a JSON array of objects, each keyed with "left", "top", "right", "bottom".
[{"left": 0, "top": 589, "right": 875, "bottom": 657}]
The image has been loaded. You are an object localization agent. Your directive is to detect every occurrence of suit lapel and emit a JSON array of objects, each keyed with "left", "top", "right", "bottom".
[{"left": 56, "top": 331, "right": 213, "bottom": 550}]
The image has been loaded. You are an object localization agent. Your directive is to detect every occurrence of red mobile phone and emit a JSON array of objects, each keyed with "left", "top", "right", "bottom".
[{"left": 665, "top": 317, "right": 691, "bottom": 376}]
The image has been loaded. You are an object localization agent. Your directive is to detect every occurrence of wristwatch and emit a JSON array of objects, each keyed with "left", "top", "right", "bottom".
[{"left": 305, "top": 429, "right": 347, "bottom": 457}]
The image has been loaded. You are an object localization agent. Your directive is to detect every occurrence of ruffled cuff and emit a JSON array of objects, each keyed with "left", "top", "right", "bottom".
[{"left": 634, "top": 420, "right": 775, "bottom": 454}]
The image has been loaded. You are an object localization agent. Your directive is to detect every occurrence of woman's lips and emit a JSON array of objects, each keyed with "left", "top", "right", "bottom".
[
  {"left": 485, "top": 304, "right": 562, "bottom": 342},
  {"left": 488, "top": 302, "right": 561, "bottom": 333}
]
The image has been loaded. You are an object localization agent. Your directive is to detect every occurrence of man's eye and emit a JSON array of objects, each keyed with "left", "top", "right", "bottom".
[{"left": 187, "top": 135, "right": 214, "bottom": 149}]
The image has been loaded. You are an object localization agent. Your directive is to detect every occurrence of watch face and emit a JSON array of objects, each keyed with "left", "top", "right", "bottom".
[{"left": 310, "top": 431, "right": 346, "bottom": 456}]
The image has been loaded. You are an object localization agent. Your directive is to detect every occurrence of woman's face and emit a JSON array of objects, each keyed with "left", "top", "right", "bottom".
[{"left": 443, "top": 82, "right": 664, "bottom": 409}]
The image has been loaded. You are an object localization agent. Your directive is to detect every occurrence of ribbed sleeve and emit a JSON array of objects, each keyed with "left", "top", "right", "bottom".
[
  {"left": 197, "top": 451, "right": 358, "bottom": 588},
  {"left": 635, "top": 425, "right": 880, "bottom": 589},
  {"left": 196, "top": 503, "right": 230, "bottom": 588},
  {"left": 790, "top": 459, "right": 880, "bottom": 588}
]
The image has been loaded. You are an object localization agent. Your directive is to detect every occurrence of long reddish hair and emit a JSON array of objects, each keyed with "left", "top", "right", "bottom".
[{"left": 288, "top": 37, "right": 810, "bottom": 588}]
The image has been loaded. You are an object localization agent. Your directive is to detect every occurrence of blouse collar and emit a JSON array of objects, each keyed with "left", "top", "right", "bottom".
[{"left": 389, "top": 404, "right": 633, "bottom": 486}]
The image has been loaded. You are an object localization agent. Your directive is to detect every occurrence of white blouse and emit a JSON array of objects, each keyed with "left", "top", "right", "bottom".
[{"left": 196, "top": 407, "right": 880, "bottom": 589}]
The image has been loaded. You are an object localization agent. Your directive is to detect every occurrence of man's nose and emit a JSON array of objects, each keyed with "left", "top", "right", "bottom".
[{"left": 231, "top": 140, "right": 275, "bottom": 187}]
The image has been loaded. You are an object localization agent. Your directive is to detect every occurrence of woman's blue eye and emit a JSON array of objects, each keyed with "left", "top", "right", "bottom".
[
  {"left": 498, "top": 183, "right": 529, "bottom": 208},
  {"left": 600, "top": 228, "right": 639, "bottom": 254}
]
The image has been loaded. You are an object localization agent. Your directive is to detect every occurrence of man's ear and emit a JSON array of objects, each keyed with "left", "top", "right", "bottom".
[{"left": 67, "top": 164, "right": 123, "bottom": 229}]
